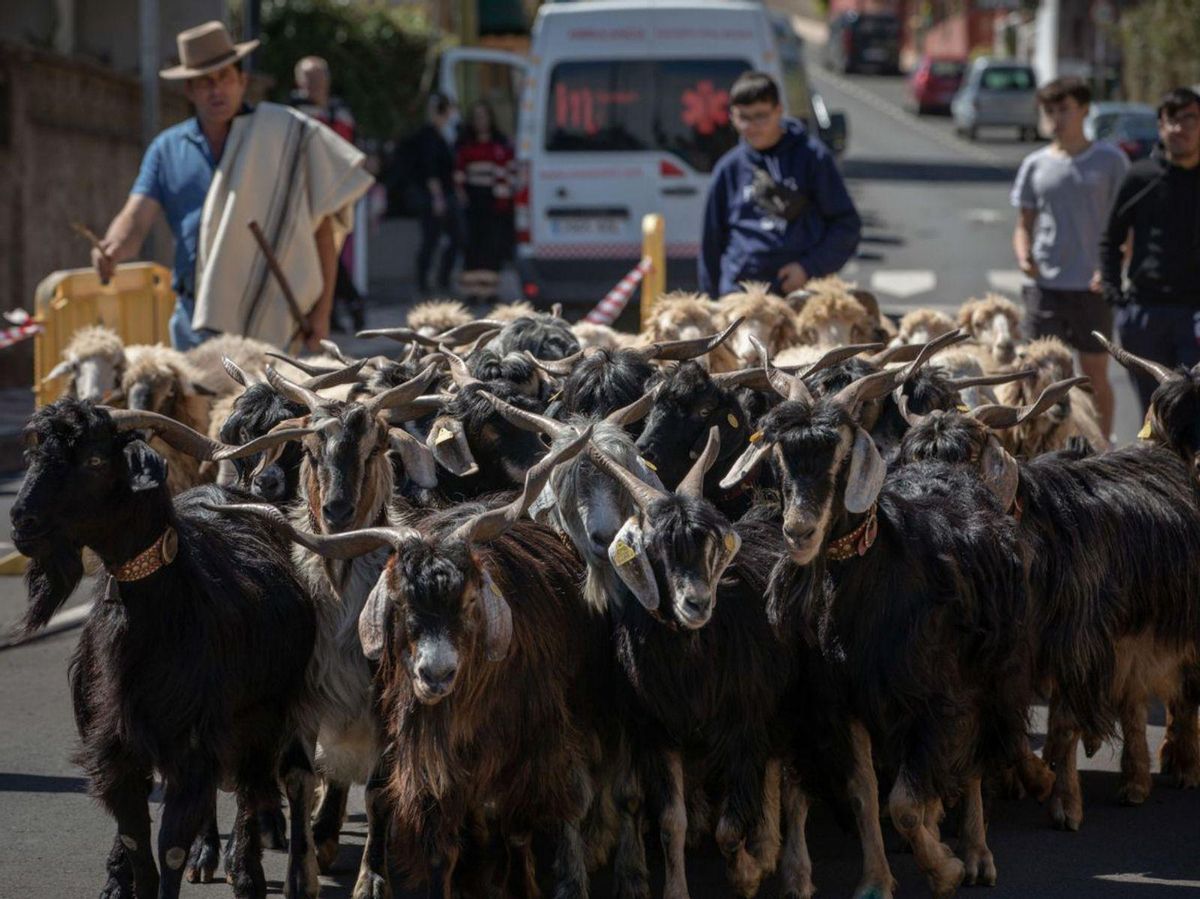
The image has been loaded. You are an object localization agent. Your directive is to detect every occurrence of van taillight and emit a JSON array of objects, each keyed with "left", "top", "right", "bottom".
[{"left": 515, "top": 160, "right": 531, "bottom": 245}]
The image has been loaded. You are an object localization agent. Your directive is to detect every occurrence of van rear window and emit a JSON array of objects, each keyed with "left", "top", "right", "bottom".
[
  {"left": 545, "top": 59, "right": 750, "bottom": 172},
  {"left": 980, "top": 67, "right": 1035, "bottom": 91}
]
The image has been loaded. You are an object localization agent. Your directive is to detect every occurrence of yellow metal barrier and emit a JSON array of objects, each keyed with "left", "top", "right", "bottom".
[
  {"left": 34, "top": 263, "right": 176, "bottom": 407},
  {"left": 639, "top": 213, "right": 666, "bottom": 331}
]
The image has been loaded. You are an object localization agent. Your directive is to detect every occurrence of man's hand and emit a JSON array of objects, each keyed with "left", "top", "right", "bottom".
[
  {"left": 303, "top": 305, "right": 331, "bottom": 352},
  {"left": 91, "top": 240, "right": 118, "bottom": 285},
  {"left": 1019, "top": 255, "right": 1040, "bottom": 280},
  {"left": 778, "top": 262, "right": 809, "bottom": 294},
  {"left": 1089, "top": 270, "right": 1103, "bottom": 294}
]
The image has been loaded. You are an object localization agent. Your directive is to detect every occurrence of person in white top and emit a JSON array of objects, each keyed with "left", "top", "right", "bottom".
[{"left": 1011, "top": 77, "right": 1129, "bottom": 438}]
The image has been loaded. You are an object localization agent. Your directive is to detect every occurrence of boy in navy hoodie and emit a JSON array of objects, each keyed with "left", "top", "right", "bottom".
[{"left": 699, "top": 71, "right": 861, "bottom": 298}]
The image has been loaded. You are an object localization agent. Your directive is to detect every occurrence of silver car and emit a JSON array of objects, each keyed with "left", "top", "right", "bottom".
[{"left": 951, "top": 58, "right": 1039, "bottom": 141}]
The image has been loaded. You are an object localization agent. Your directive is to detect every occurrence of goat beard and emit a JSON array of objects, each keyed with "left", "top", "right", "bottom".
[
  {"left": 765, "top": 556, "right": 827, "bottom": 644},
  {"left": 23, "top": 540, "right": 85, "bottom": 635}
]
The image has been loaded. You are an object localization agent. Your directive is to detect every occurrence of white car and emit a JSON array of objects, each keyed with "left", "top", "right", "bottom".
[{"left": 951, "top": 58, "right": 1039, "bottom": 141}]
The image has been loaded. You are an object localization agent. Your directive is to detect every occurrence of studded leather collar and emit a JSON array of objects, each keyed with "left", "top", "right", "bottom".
[
  {"left": 109, "top": 527, "right": 178, "bottom": 582},
  {"left": 825, "top": 503, "right": 878, "bottom": 562}
]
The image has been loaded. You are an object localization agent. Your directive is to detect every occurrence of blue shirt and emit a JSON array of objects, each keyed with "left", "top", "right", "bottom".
[{"left": 130, "top": 108, "right": 251, "bottom": 297}]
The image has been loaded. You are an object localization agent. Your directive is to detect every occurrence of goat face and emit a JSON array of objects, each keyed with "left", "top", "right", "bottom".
[
  {"left": 57, "top": 355, "right": 124, "bottom": 403},
  {"left": 636, "top": 363, "right": 743, "bottom": 490},
  {"left": 12, "top": 400, "right": 162, "bottom": 557},
  {"left": 966, "top": 308, "right": 1019, "bottom": 365},
  {"left": 220, "top": 384, "right": 307, "bottom": 504},
  {"left": 305, "top": 402, "right": 390, "bottom": 533},
  {"left": 1148, "top": 367, "right": 1200, "bottom": 479}
]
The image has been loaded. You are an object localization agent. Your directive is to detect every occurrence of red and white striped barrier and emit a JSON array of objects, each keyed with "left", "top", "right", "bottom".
[
  {"left": 584, "top": 256, "right": 653, "bottom": 326},
  {"left": 0, "top": 311, "right": 41, "bottom": 350}
]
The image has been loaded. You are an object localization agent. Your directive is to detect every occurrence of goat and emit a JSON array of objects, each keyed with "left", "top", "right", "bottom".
[
  {"left": 893, "top": 308, "right": 957, "bottom": 347},
  {"left": 996, "top": 336, "right": 1107, "bottom": 454},
  {"left": 11, "top": 400, "right": 320, "bottom": 899},
  {"left": 721, "top": 359, "right": 1033, "bottom": 896},
  {"left": 489, "top": 299, "right": 536, "bottom": 322},
  {"left": 43, "top": 325, "right": 126, "bottom": 402},
  {"left": 957, "top": 294, "right": 1022, "bottom": 367},
  {"left": 572, "top": 320, "right": 633, "bottom": 352},
  {"left": 716, "top": 282, "right": 799, "bottom": 368},
  {"left": 641, "top": 291, "right": 738, "bottom": 372},
  {"left": 896, "top": 380, "right": 1200, "bottom": 828},
  {"left": 215, "top": 430, "right": 612, "bottom": 897},
  {"left": 583, "top": 427, "right": 796, "bottom": 898},
  {"left": 184, "top": 334, "right": 282, "bottom": 394},
  {"left": 793, "top": 277, "right": 877, "bottom": 348},
  {"left": 484, "top": 311, "right": 581, "bottom": 361},
  {"left": 407, "top": 299, "right": 474, "bottom": 336}
]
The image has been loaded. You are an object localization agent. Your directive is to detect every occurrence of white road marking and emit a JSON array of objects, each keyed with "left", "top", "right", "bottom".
[
  {"left": 1096, "top": 873, "right": 1200, "bottom": 888},
  {"left": 870, "top": 270, "right": 937, "bottom": 299},
  {"left": 986, "top": 270, "right": 1026, "bottom": 295},
  {"left": 964, "top": 208, "right": 1005, "bottom": 224}
]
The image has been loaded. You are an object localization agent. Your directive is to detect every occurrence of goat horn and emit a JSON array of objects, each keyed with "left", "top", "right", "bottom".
[
  {"left": 678, "top": 426, "right": 720, "bottom": 499},
  {"left": 633, "top": 317, "right": 744, "bottom": 362},
  {"left": 866, "top": 342, "right": 925, "bottom": 366},
  {"left": 205, "top": 502, "right": 415, "bottom": 559},
  {"left": 550, "top": 303, "right": 563, "bottom": 319},
  {"left": 526, "top": 349, "right": 584, "bottom": 377},
  {"left": 221, "top": 356, "right": 252, "bottom": 388},
  {"left": 363, "top": 363, "right": 441, "bottom": 417},
  {"left": 460, "top": 327, "right": 502, "bottom": 357},
  {"left": 302, "top": 359, "right": 369, "bottom": 392},
  {"left": 104, "top": 407, "right": 314, "bottom": 462},
  {"left": 710, "top": 367, "right": 774, "bottom": 392},
  {"left": 971, "top": 376, "right": 1091, "bottom": 430},
  {"left": 830, "top": 366, "right": 908, "bottom": 419},
  {"left": 892, "top": 386, "right": 927, "bottom": 428},
  {"left": 750, "top": 335, "right": 799, "bottom": 400},
  {"left": 945, "top": 368, "right": 1037, "bottom": 391},
  {"left": 265, "top": 365, "right": 324, "bottom": 411},
  {"left": 436, "top": 320, "right": 505, "bottom": 346},
  {"left": 440, "top": 345, "right": 481, "bottom": 389},
  {"left": 265, "top": 351, "right": 342, "bottom": 377},
  {"left": 453, "top": 424, "right": 593, "bottom": 545},
  {"left": 896, "top": 328, "right": 970, "bottom": 383},
  {"left": 1092, "top": 331, "right": 1172, "bottom": 385},
  {"left": 798, "top": 342, "right": 886, "bottom": 380},
  {"left": 586, "top": 442, "right": 669, "bottom": 512},
  {"left": 605, "top": 390, "right": 655, "bottom": 428},
  {"left": 319, "top": 340, "right": 357, "bottom": 364},
  {"left": 356, "top": 327, "right": 441, "bottom": 347},
  {"left": 479, "top": 389, "right": 571, "bottom": 440}
]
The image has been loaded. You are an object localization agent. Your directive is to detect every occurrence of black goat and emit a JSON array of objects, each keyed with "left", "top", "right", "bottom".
[
  {"left": 215, "top": 430, "right": 611, "bottom": 897},
  {"left": 488, "top": 311, "right": 580, "bottom": 360},
  {"left": 11, "top": 399, "right": 319, "bottom": 899},
  {"left": 896, "top": 379, "right": 1200, "bottom": 829},
  {"left": 587, "top": 428, "right": 797, "bottom": 898},
  {"left": 722, "top": 363, "right": 1033, "bottom": 896}
]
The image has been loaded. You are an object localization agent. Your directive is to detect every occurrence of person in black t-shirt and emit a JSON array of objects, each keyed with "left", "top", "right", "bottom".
[{"left": 413, "top": 93, "right": 461, "bottom": 295}]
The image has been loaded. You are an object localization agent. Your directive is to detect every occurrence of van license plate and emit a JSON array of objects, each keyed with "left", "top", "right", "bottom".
[{"left": 550, "top": 217, "right": 623, "bottom": 236}]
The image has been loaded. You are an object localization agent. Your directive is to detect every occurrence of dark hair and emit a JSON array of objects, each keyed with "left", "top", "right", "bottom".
[
  {"left": 1036, "top": 76, "right": 1091, "bottom": 108},
  {"left": 729, "top": 71, "right": 780, "bottom": 108},
  {"left": 1158, "top": 87, "right": 1200, "bottom": 120},
  {"left": 429, "top": 92, "right": 452, "bottom": 117},
  {"left": 461, "top": 101, "right": 507, "bottom": 146}
]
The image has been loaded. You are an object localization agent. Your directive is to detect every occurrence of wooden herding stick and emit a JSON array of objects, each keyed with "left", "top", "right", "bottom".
[{"left": 248, "top": 220, "right": 312, "bottom": 349}]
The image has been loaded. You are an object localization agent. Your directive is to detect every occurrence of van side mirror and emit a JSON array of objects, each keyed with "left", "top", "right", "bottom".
[{"left": 821, "top": 111, "right": 848, "bottom": 155}]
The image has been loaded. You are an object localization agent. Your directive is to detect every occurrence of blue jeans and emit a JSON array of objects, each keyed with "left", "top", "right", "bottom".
[
  {"left": 169, "top": 293, "right": 217, "bottom": 350},
  {"left": 1116, "top": 303, "right": 1200, "bottom": 412}
]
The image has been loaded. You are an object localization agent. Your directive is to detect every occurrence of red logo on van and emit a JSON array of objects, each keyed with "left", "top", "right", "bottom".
[{"left": 681, "top": 81, "right": 730, "bottom": 135}]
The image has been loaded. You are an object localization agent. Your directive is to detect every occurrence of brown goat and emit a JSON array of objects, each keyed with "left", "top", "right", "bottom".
[
  {"left": 958, "top": 294, "right": 1023, "bottom": 368},
  {"left": 642, "top": 291, "right": 737, "bottom": 372},
  {"left": 995, "top": 337, "right": 1108, "bottom": 454},
  {"left": 716, "top": 281, "right": 800, "bottom": 368}
]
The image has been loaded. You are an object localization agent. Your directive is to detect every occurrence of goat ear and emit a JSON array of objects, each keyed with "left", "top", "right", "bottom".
[
  {"left": 358, "top": 573, "right": 392, "bottom": 661},
  {"left": 719, "top": 440, "right": 771, "bottom": 491},
  {"left": 123, "top": 439, "right": 168, "bottom": 493},
  {"left": 609, "top": 517, "right": 660, "bottom": 612},
  {"left": 479, "top": 565, "right": 513, "bottom": 662},
  {"left": 632, "top": 455, "right": 666, "bottom": 492},
  {"left": 45, "top": 360, "right": 75, "bottom": 383},
  {"left": 389, "top": 428, "right": 438, "bottom": 489},
  {"left": 981, "top": 435, "right": 1019, "bottom": 512},
  {"left": 712, "top": 528, "right": 741, "bottom": 586},
  {"left": 427, "top": 416, "right": 479, "bottom": 477},
  {"left": 844, "top": 427, "right": 885, "bottom": 514},
  {"left": 528, "top": 482, "right": 556, "bottom": 523}
]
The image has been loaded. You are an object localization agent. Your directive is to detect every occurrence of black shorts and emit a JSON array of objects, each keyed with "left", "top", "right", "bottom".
[{"left": 1022, "top": 284, "right": 1113, "bottom": 354}]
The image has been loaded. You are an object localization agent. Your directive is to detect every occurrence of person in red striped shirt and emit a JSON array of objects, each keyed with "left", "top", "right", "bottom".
[{"left": 454, "top": 102, "right": 515, "bottom": 302}]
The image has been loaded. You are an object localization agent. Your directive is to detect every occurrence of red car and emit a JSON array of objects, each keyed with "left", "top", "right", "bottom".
[{"left": 910, "top": 56, "right": 966, "bottom": 115}]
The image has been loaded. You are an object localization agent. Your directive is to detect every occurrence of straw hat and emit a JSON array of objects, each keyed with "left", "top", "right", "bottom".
[{"left": 159, "top": 21, "right": 258, "bottom": 80}]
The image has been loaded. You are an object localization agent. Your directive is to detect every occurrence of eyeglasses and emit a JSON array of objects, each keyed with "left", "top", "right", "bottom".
[{"left": 732, "top": 108, "right": 777, "bottom": 126}]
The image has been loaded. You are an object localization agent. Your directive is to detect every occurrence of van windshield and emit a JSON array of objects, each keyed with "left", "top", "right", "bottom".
[{"left": 545, "top": 59, "right": 750, "bottom": 172}]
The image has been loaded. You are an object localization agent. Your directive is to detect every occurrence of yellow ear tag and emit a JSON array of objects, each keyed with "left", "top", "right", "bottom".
[
  {"left": 434, "top": 427, "right": 455, "bottom": 445},
  {"left": 956, "top": 404, "right": 970, "bottom": 413},
  {"left": 749, "top": 430, "right": 764, "bottom": 444},
  {"left": 724, "top": 533, "right": 737, "bottom": 553},
  {"left": 1138, "top": 417, "right": 1153, "bottom": 440},
  {"left": 727, "top": 413, "right": 740, "bottom": 428},
  {"left": 613, "top": 540, "right": 637, "bottom": 566},
  {"left": 641, "top": 457, "right": 657, "bottom": 472}
]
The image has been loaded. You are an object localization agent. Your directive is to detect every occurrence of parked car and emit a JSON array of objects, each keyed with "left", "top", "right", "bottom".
[
  {"left": 951, "top": 58, "right": 1039, "bottom": 141},
  {"left": 439, "top": 0, "right": 849, "bottom": 305},
  {"left": 1084, "top": 101, "right": 1159, "bottom": 160},
  {"left": 824, "top": 11, "right": 902, "bottom": 75},
  {"left": 909, "top": 56, "right": 965, "bottom": 115}
]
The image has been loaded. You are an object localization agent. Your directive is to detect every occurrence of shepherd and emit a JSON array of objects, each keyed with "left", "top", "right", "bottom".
[{"left": 91, "top": 21, "right": 373, "bottom": 351}]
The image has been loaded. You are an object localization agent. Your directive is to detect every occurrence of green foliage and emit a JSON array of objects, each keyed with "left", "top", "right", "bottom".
[
  {"left": 257, "top": 0, "right": 444, "bottom": 141},
  {"left": 1119, "top": 0, "right": 1200, "bottom": 103}
]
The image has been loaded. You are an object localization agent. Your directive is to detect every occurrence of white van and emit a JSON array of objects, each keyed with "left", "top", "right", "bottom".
[{"left": 440, "top": 1, "right": 846, "bottom": 306}]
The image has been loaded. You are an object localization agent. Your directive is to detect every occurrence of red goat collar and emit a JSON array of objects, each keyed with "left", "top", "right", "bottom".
[
  {"left": 825, "top": 504, "right": 878, "bottom": 562},
  {"left": 109, "top": 526, "right": 178, "bottom": 582}
]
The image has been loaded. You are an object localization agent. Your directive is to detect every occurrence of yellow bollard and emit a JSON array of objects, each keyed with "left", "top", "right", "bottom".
[{"left": 639, "top": 213, "right": 666, "bottom": 332}]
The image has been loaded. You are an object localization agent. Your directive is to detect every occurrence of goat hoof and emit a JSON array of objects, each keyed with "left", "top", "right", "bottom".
[
  {"left": 1116, "top": 781, "right": 1150, "bottom": 806},
  {"left": 186, "top": 832, "right": 220, "bottom": 884},
  {"left": 99, "top": 876, "right": 133, "bottom": 899},
  {"left": 351, "top": 870, "right": 390, "bottom": 899},
  {"left": 258, "top": 806, "right": 289, "bottom": 852},
  {"left": 1160, "top": 739, "right": 1200, "bottom": 788},
  {"left": 315, "top": 837, "right": 340, "bottom": 874},
  {"left": 964, "top": 848, "right": 997, "bottom": 887},
  {"left": 852, "top": 880, "right": 896, "bottom": 899},
  {"left": 1048, "top": 797, "right": 1081, "bottom": 832},
  {"left": 613, "top": 872, "right": 651, "bottom": 899},
  {"left": 927, "top": 856, "right": 965, "bottom": 897}
]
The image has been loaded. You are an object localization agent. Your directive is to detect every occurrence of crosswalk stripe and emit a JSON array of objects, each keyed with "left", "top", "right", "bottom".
[
  {"left": 987, "top": 270, "right": 1026, "bottom": 294},
  {"left": 870, "top": 270, "right": 937, "bottom": 299}
]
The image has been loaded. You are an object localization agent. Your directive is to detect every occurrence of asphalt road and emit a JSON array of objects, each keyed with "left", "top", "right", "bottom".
[{"left": 0, "top": 55, "right": 1195, "bottom": 899}]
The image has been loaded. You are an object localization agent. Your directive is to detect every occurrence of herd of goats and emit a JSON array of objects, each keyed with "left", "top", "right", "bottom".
[{"left": 10, "top": 277, "right": 1200, "bottom": 899}]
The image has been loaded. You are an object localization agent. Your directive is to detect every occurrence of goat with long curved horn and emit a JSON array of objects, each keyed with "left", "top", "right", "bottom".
[
  {"left": 440, "top": 345, "right": 482, "bottom": 390},
  {"left": 605, "top": 391, "right": 655, "bottom": 428},
  {"left": 524, "top": 350, "right": 583, "bottom": 378},
  {"left": 104, "top": 407, "right": 315, "bottom": 462},
  {"left": 266, "top": 351, "right": 343, "bottom": 377},
  {"left": 586, "top": 441, "right": 670, "bottom": 512},
  {"left": 945, "top": 368, "right": 1037, "bottom": 392},
  {"left": 750, "top": 335, "right": 800, "bottom": 400},
  {"left": 797, "top": 342, "right": 886, "bottom": 380},
  {"left": 971, "top": 376, "right": 1091, "bottom": 430},
  {"left": 632, "top": 317, "right": 745, "bottom": 362},
  {"left": 1092, "top": 331, "right": 1173, "bottom": 384},
  {"left": 264, "top": 365, "right": 325, "bottom": 412},
  {"left": 436, "top": 320, "right": 505, "bottom": 345},
  {"left": 361, "top": 363, "right": 441, "bottom": 417},
  {"left": 480, "top": 390, "right": 573, "bottom": 441},
  {"left": 209, "top": 500, "right": 414, "bottom": 560},
  {"left": 677, "top": 426, "right": 720, "bottom": 499}
]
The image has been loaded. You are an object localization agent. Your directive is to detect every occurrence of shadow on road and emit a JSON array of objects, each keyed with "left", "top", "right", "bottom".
[
  {"left": 0, "top": 771, "right": 87, "bottom": 794},
  {"left": 843, "top": 157, "right": 1018, "bottom": 183}
]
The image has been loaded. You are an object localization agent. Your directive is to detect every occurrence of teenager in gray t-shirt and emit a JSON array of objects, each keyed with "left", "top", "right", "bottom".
[{"left": 1011, "top": 77, "right": 1129, "bottom": 440}]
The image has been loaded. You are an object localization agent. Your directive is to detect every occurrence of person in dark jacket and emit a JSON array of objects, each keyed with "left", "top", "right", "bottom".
[
  {"left": 699, "top": 71, "right": 861, "bottom": 299},
  {"left": 413, "top": 93, "right": 461, "bottom": 294},
  {"left": 1100, "top": 86, "right": 1200, "bottom": 411}
]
